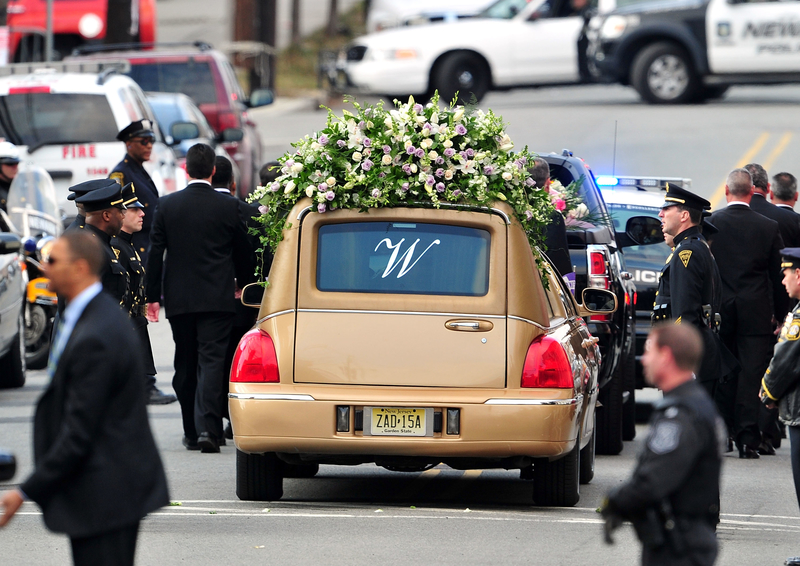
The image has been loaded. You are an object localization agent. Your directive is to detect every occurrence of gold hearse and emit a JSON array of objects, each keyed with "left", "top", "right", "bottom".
[{"left": 230, "top": 198, "right": 616, "bottom": 507}]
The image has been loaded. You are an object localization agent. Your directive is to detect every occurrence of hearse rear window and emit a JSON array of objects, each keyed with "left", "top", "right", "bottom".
[{"left": 317, "top": 222, "right": 490, "bottom": 296}]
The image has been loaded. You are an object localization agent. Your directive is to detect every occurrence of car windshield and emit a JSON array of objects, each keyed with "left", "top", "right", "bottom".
[
  {"left": 607, "top": 203, "right": 672, "bottom": 262},
  {"left": 126, "top": 61, "right": 217, "bottom": 105},
  {"left": 0, "top": 93, "right": 118, "bottom": 148},
  {"left": 317, "top": 221, "right": 491, "bottom": 296},
  {"left": 148, "top": 99, "right": 185, "bottom": 133},
  {"left": 479, "top": 0, "right": 533, "bottom": 18}
]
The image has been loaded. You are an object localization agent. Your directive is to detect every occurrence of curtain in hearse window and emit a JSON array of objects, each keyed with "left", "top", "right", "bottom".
[{"left": 317, "top": 222, "right": 491, "bottom": 296}]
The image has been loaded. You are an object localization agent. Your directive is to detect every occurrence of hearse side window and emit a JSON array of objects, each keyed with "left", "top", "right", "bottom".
[{"left": 317, "top": 222, "right": 491, "bottom": 296}]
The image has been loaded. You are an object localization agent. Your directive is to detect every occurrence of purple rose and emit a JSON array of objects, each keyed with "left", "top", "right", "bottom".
[
  {"left": 364, "top": 108, "right": 372, "bottom": 116},
  {"left": 525, "top": 210, "right": 534, "bottom": 221},
  {"left": 465, "top": 148, "right": 475, "bottom": 158},
  {"left": 436, "top": 182, "right": 445, "bottom": 193},
  {"left": 406, "top": 145, "right": 416, "bottom": 155},
  {"left": 426, "top": 176, "right": 435, "bottom": 186},
  {"left": 413, "top": 103, "right": 423, "bottom": 114},
  {"left": 402, "top": 164, "right": 412, "bottom": 174},
  {"left": 325, "top": 190, "right": 335, "bottom": 201},
  {"left": 378, "top": 172, "right": 386, "bottom": 178},
  {"left": 435, "top": 168, "right": 444, "bottom": 178},
  {"left": 415, "top": 148, "right": 425, "bottom": 159},
  {"left": 371, "top": 189, "right": 381, "bottom": 198},
  {"left": 270, "top": 181, "right": 280, "bottom": 192},
  {"left": 444, "top": 148, "right": 455, "bottom": 158},
  {"left": 435, "top": 157, "right": 444, "bottom": 165},
  {"left": 422, "top": 123, "right": 431, "bottom": 132},
  {"left": 358, "top": 121, "right": 366, "bottom": 129},
  {"left": 525, "top": 177, "right": 535, "bottom": 187},
  {"left": 383, "top": 145, "right": 391, "bottom": 154},
  {"left": 318, "top": 134, "right": 329, "bottom": 145},
  {"left": 484, "top": 165, "right": 495, "bottom": 175},
  {"left": 337, "top": 139, "right": 346, "bottom": 148},
  {"left": 362, "top": 159, "right": 373, "bottom": 171},
  {"left": 363, "top": 137, "right": 372, "bottom": 147},
  {"left": 317, "top": 203, "right": 327, "bottom": 213},
  {"left": 452, "top": 189, "right": 462, "bottom": 197},
  {"left": 258, "top": 205, "right": 268, "bottom": 214},
  {"left": 459, "top": 151, "right": 468, "bottom": 161},
  {"left": 455, "top": 124, "right": 467, "bottom": 136},
  {"left": 318, "top": 182, "right": 328, "bottom": 192},
  {"left": 401, "top": 183, "right": 409, "bottom": 191}
]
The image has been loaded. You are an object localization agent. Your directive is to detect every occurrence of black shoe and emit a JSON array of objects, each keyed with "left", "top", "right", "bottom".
[
  {"left": 758, "top": 439, "right": 776, "bottom": 456},
  {"left": 197, "top": 433, "right": 220, "bottom": 453},
  {"left": 182, "top": 436, "right": 200, "bottom": 451},
  {"left": 785, "top": 557, "right": 800, "bottom": 566},
  {"left": 219, "top": 435, "right": 226, "bottom": 447},
  {"left": 148, "top": 387, "right": 178, "bottom": 405},
  {"left": 738, "top": 444, "right": 760, "bottom": 459},
  {"left": 726, "top": 437, "right": 734, "bottom": 453},
  {"left": 225, "top": 422, "right": 233, "bottom": 440}
]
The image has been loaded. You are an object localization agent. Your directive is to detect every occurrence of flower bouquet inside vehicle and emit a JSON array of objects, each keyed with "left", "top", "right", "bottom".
[{"left": 249, "top": 92, "right": 555, "bottom": 273}]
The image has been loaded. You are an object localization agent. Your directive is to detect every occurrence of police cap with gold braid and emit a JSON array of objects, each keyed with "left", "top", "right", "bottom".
[
  {"left": 120, "top": 182, "right": 144, "bottom": 209},
  {"left": 661, "top": 183, "right": 711, "bottom": 212},
  {"left": 66, "top": 178, "right": 119, "bottom": 201},
  {"left": 116, "top": 119, "right": 155, "bottom": 142},
  {"left": 75, "top": 183, "right": 127, "bottom": 212},
  {"left": 780, "top": 248, "right": 800, "bottom": 271}
]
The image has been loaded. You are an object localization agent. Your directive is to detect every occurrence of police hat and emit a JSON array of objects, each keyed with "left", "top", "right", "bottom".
[
  {"left": 66, "top": 178, "right": 119, "bottom": 201},
  {"left": 661, "top": 183, "right": 711, "bottom": 212},
  {"left": 75, "top": 183, "right": 127, "bottom": 212},
  {"left": 120, "top": 182, "right": 143, "bottom": 209},
  {"left": 117, "top": 119, "right": 155, "bottom": 142},
  {"left": 780, "top": 248, "right": 800, "bottom": 271}
]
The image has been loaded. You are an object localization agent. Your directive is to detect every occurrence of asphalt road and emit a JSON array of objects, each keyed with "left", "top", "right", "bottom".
[{"left": 3, "top": 84, "right": 800, "bottom": 564}]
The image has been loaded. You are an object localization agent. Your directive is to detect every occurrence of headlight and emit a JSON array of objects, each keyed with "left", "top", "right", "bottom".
[
  {"left": 599, "top": 15, "right": 640, "bottom": 40},
  {"left": 366, "top": 48, "right": 419, "bottom": 62}
]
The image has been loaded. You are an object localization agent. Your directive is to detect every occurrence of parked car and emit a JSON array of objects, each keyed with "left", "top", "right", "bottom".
[
  {"left": 6, "top": 0, "right": 156, "bottom": 62},
  {"left": 0, "top": 210, "right": 25, "bottom": 389},
  {"left": 68, "top": 43, "right": 274, "bottom": 197},
  {"left": 367, "top": 0, "right": 496, "bottom": 32},
  {"left": 229, "top": 198, "right": 616, "bottom": 507},
  {"left": 146, "top": 91, "right": 243, "bottom": 181},
  {"left": 0, "top": 60, "right": 185, "bottom": 222}
]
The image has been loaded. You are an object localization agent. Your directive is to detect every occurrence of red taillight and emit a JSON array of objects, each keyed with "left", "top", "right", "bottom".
[
  {"left": 230, "top": 329, "right": 280, "bottom": 383},
  {"left": 521, "top": 336, "right": 573, "bottom": 389},
  {"left": 9, "top": 86, "right": 51, "bottom": 94},
  {"left": 218, "top": 110, "right": 241, "bottom": 131},
  {"left": 589, "top": 252, "right": 606, "bottom": 275},
  {"left": 633, "top": 291, "right": 638, "bottom": 307},
  {"left": 624, "top": 292, "right": 630, "bottom": 306}
]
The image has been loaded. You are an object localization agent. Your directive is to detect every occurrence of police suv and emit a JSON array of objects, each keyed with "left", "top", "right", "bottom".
[
  {"left": 0, "top": 61, "right": 186, "bottom": 221},
  {"left": 587, "top": 0, "right": 800, "bottom": 103}
]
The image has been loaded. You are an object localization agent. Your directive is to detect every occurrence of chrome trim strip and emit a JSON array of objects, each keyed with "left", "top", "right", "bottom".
[
  {"left": 507, "top": 315, "right": 551, "bottom": 332},
  {"left": 296, "top": 206, "right": 314, "bottom": 223},
  {"left": 298, "top": 308, "right": 505, "bottom": 319},
  {"left": 255, "top": 309, "right": 295, "bottom": 325},
  {"left": 484, "top": 395, "right": 584, "bottom": 406},
  {"left": 228, "top": 393, "right": 316, "bottom": 401},
  {"left": 297, "top": 203, "right": 510, "bottom": 225}
]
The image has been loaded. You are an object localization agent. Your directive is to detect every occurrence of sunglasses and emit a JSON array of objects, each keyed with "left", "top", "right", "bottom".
[{"left": 134, "top": 137, "right": 155, "bottom": 147}]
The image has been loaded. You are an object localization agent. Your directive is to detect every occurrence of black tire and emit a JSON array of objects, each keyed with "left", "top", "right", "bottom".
[
  {"left": 432, "top": 52, "right": 490, "bottom": 105},
  {"left": 596, "top": 368, "right": 624, "bottom": 456},
  {"left": 622, "top": 352, "right": 637, "bottom": 442},
  {"left": 282, "top": 462, "right": 319, "bottom": 479},
  {"left": 630, "top": 42, "right": 699, "bottom": 104},
  {"left": 533, "top": 441, "right": 580, "bottom": 507},
  {"left": 0, "top": 309, "right": 26, "bottom": 389},
  {"left": 695, "top": 85, "right": 729, "bottom": 102},
  {"left": 236, "top": 450, "right": 283, "bottom": 501},
  {"left": 579, "top": 413, "right": 596, "bottom": 484},
  {"left": 24, "top": 304, "right": 52, "bottom": 370}
]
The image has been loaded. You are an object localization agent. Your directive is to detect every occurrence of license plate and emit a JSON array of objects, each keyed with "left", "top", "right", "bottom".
[{"left": 366, "top": 407, "right": 432, "bottom": 437}]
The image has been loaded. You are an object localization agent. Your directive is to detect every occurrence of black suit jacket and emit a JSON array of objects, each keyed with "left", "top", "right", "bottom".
[
  {"left": 751, "top": 193, "right": 800, "bottom": 321},
  {"left": 20, "top": 291, "right": 169, "bottom": 538},
  {"left": 709, "top": 203, "right": 784, "bottom": 336},
  {"left": 146, "top": 181, "right": 251, "bottom": 317}
]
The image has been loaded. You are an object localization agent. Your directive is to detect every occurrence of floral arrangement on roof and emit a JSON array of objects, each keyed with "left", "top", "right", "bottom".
[{"left": 248, "top": 92, "right": 555, "bottom": 261}]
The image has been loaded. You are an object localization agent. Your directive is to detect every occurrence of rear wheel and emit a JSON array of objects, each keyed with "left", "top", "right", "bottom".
[
  {"left": 236, "top": 450, "right": 284, "bottom": 501},
  {"left": 432, "top": 52, "right": 490, "bottom": 105},
  {"left": 0, "top": 310, "right": 26, "bottom": 389},
  {"left": 533, "top": 441, "right": 580, "bottom": 507},
  {"left": 24, "top": 304, "right": 52, "bottom": 370},
  {"left": 596, "top": 368, "right": 624, "bottom": 455},
  {"left": 630, "top": 42, "right": 699, "bottom": 104},
  {"left": 579, "top": 416, "right": 596, "bottom": 485}
]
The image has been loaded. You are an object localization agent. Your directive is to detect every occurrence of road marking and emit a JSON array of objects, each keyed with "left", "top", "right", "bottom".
[
  {"left": 709, "top": 131, "right": 769, "bottom": 209},
  {"left": 763, "top": 132, "right": 793, "bottom": 172}
]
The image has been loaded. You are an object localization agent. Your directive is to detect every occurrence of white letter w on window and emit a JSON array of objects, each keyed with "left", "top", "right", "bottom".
[{"left": 374, "top": 238, "right": 441, "bottom": 279}]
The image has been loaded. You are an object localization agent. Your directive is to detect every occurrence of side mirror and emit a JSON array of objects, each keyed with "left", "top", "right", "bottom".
[
  {"left": 0, "top": 232, "right": 21, "bottom": 253},
  {"left": 620, "top": 215, "right": 664, "bottom": 247},
  {"left": 170, "top": 121, "right": 200, "bottom": 143},
  {"left": 248, "top": 89, "right": 275, "bottom": 108},
  {"left": 578, "top": 288, "right": 617, "bottom": 316},
  {"left": 220, "top": 127, "right": 245, "bottom": 143},
  {"left": 241, "top": 282, "right": 264, "bottom": 307},
  {"left": 0, "top": 449, "right": 16, "bottom": 482}
]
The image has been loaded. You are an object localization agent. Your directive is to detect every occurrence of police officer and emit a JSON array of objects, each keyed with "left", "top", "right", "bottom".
[
  {"left": 109, "top": 120, "right": 159, "bottom": 264},
  {"left": 65, "top": 178, "right": 119, "bottom": 231},
  {"left": 653, "top": 184, "right": 726, "bottom": 396},
  {"left": 0, "top": 141, "right": 20, "bottom": 213},
  {"left": 74, "top": 183, "right": 130, "bottom": 307},
  {"left": 760, "top": 248, "right": 800, "bottom": 566},
  {"left": 601, "top": 323, "right": 725, "bottom": 566},
  {"left": 111, "top": 183, "right": 177, "bottom": 406}
]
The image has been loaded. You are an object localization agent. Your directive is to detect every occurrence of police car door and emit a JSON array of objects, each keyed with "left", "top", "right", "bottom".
[
  {"left": 707, "top": 0, "right": 800, "bottom": 73},
  {"left": 511, "top": 0, "right": 585, "bottom": 84}
]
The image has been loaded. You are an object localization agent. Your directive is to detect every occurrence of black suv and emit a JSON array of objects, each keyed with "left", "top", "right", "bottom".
[
  {"left": 0, "top": 212, "right": 25, "bottom": 388},
  {"left": 541, "top": 151, "right": 637, "bottom": 454}
]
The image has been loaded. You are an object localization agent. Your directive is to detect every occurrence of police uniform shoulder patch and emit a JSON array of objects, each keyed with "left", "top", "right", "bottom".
[
  {"left": 788, "top": 323, "right": 800, "bottom": 341},
  {"left": 112, "top": 247, "right": 121, "bottom": 259},
  {"left": 648, "top": 420, "right": 681, "bottom": 454},
  {"left": 110, "top": 172, "right": 125, "bottom": 185},
  {"left": 678, "top": 249, "right": 692, "bottom": 267}
]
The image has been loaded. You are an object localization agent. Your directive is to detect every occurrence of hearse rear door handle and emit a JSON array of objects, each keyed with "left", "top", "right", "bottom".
[{"left": 446, "top": 319, "right": 494, "bottom": 332}]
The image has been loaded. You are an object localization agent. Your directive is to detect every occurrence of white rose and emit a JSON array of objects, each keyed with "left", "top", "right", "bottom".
[
  {"left": 326, "top": 177, "right": 336, "bottom": 186},
  {"left": 428, "top": 151, "right": 438, "bottom": 160},
  {"left": 384, "top": 116, "right": 393, "bottom": 128},
  {"left": 444, "top": 170, "right": 454, "bottom": 180},
  {"left": 284, "top": 180, "right": 296, "bottom": 194},
  {"left": 382, "top": 154, "right": 392, "bottom": 166},
  {"left": 410, "top": 163, "right": 418, "bottom": 173},
  {"left": 353, "top": 152, "right": 363, "bottom": 162},
  {"left": 420, "top": 138, "right": 433, "bottom": 149},
  {"left": 305, "top": 186, "right": 315, "bottom": 197},
  {"left": 442, "top": 139, "right": 453, "bottom": 148},
  {"left": 404, "top": 139, "right": 413, "bottom": 149},
  {"left": 291, "top": 163, "right": 303, "bottom": 174},
  {"left": 502, "top": 172, "right": 513, "bottom": 181},
  {"left": 311, "top": 142, "right": 322, "bottom": 151}
]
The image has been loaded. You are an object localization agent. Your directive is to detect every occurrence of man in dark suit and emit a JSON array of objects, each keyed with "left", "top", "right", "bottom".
[
  {"left": 530, "top": 157, "right": 572, "bottom": 276},
  {"left": 146, "top": 144, "right": 250, "bottom": 453},
  {"left": 773, "top": 172, "right": 799, "bottom": 213},
  {"left": 709, "top": 168, "right": 785, "bottom": 458},
  {"left": 0, "top": 230, "right": 169, "bottom": 565}
]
